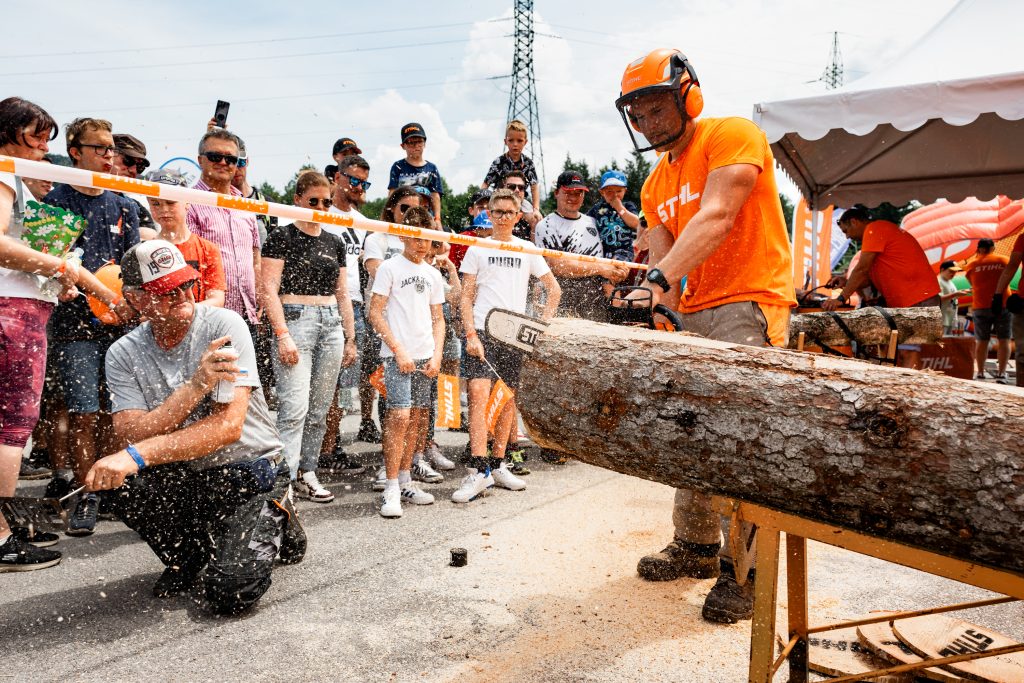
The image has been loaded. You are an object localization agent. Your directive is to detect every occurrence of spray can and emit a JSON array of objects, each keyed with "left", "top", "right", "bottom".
[{"left": 212, "top": 341, "right": 241, "bottom": 403}]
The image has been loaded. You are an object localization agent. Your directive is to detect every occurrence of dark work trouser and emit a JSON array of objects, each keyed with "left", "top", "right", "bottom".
[{"left": 108, "top": 458, "right": 290, "bottom": 615}]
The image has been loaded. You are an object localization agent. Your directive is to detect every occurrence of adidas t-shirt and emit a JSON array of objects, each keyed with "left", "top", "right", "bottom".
[
  {"left": 459, "top": 236, "right": 551, "bottom": 331},
  {"left": 325, "top": 205, "right": 368, "bottom": 303},
  {"left": 371, "top": 253, "right": 445, "bottom": 360}
]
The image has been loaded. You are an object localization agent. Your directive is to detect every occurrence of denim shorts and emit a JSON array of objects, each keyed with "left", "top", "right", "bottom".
[
  {"left": 52, "top": 338, "right": 113, "bottom": 414},
  {"left": 383, "top": 357, "right": 433, "bottom": 409}
]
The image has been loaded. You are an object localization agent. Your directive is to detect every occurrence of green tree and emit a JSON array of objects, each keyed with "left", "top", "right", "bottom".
[
  {"left": 281, "top": 163, "right": 317, "bottom": 205},
  {"left": 257, "top": 181, "right": 283, "bottom": 204},
  {"left": 623, "top": 149, "right": 651, "bottom": 207},
  {"left": 362, "top": 196, "right": 386, "bottom": 221},
  {"left": 541, "top": 154, "right": 601, "bottom": 214},
  {"left": 779, "top": 193, "right": 795, "bottom": 237},
  {"left": 440, "top": 178, "right": 478, "bottom": 230}
]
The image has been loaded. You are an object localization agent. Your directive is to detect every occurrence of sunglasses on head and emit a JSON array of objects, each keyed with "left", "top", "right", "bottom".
[
  {"left": 342, "top": 173, "right": 371, "bottom": 191},
  {"left": 202, "top": 151, "right": 240, "bottom": 166},
  {"left": 306, "top": 197, "right": 331, "bottom": 208},
  {"left": 119, "top": 155, "right": 150, "bottom": 172}
]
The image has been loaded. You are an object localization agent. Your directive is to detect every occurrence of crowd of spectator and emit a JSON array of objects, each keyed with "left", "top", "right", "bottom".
[{"left": 0, "top": 97, "right": 648, "bottom": 615}]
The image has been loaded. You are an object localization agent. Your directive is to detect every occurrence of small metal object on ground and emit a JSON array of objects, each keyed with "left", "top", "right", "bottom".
[{"left": 449, "top": 548, "right": 467, "bottom": 567}]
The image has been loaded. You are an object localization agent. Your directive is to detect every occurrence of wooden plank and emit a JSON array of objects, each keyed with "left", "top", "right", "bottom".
[
  {"left": 857, "top": 616, "right": 964, "bottom": 682},
  {"left": 892, "top": 615, "right": 1024, "bottom": 682}
]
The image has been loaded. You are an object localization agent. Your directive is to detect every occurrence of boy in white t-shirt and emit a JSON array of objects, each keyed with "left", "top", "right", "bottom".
[
  {"left": 367, "top": 207, "right": 446, "bottom": 518},
  {"left": 454, "top": 189, "right": 561, "bottom": 503}
]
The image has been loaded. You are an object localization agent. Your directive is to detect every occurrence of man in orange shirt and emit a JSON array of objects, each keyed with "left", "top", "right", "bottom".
[
  {"left": 993, "top": 232, "right": 1023, "bottom": 386},
  {"left": 615, "top": 48, "right": 795, "bottom": 624},
  {"left": 822, "top": 207, "right": 939, "bottom": 368},
  {"left": 964, "top": 239, "right": 1011, "bottom": 381}
]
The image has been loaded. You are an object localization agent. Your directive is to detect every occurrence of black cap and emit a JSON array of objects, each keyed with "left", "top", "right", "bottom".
[
  {"left": 324, "top": 164, "right": 338, "bottom": 180},
  {"left": 470, "top": 188, "right": 492, "bottom": 205},
  {"left": 556, "top": 171, "right": 588, "bottom": 191},
  {"left": 401, "top": 122, "right": 427, "bottom": 143},
  {"left": 332, "top": 137, "right": 361, "bottom": 157},
  {"left": 113, "top": 133, "right": 148, "bottom": 162},
  {"left": 939, "top": 260, "right": 962, "bottom": 271}
]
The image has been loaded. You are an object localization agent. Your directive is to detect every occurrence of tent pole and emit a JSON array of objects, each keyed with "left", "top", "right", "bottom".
[{"left": 809, "top": 200, "right": 820, "bottom": 290}]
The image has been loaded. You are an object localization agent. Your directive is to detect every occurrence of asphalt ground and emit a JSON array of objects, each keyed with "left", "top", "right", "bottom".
[{"left": 3, "top": 413, "right": 1022, "bottom": 682}]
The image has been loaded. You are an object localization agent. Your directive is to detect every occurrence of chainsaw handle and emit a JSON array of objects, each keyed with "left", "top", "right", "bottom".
[{"left": 653, "top": 304, "right": 684, "bottom": 332}]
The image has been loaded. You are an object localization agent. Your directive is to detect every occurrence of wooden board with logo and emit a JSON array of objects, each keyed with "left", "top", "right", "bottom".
[
  {"left": 892, "top": 615, "right": 1024, "bottom": 682},
  {"left": 857, "top": 615, "right": 965, "bottom": 682},
  {"left": 916, "top": 338, "right": 975, "bottom": 379},
  {"left": 776, "top": 623, "right": 914, "bottom": 681}
]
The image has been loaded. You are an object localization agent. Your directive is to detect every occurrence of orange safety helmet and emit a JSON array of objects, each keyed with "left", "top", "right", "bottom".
[
  {"left": 86, "top": 262, "right": 123, "bottom": 325},
  {"left": 615, "top": 49, "right": 703, "bottom": 152}
]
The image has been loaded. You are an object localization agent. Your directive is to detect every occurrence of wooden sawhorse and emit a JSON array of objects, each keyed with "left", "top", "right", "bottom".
[{"left": 710, "top": 497, "right": 1024, "bottom": 682}]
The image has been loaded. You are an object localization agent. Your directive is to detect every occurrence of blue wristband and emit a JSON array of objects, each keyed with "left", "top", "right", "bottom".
[{"left": 126, "top": 444, "right": 146, "bottom": 471}]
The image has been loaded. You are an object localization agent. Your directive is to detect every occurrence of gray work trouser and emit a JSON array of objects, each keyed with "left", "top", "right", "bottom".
[
  {"left": 1014, "top": 312, "right": 1024, "bottom": 388},
  {"left": 671, "top": 301, "right": 788, "bottom": 561}
]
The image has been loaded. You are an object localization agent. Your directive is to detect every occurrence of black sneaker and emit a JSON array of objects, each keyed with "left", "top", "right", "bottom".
[
  {"left": 19, "top": 461, "right": 52, "bottom": 480},
  {"left": 12, "top": 527, "right": 60, "bottom": 548},
  {"left": 320, "top": 446, "right": 366, "bottom": 476},
  {"left": 43, "top": 475, "right": 74, "bottom": 503},
  {"left": 152, "top": 565, "right": 201, "bottom": 598},
  {"left": 0, "top": 534, "right": 62, "bottom": 572},
  {"left": 701, "top": 559, "right": 755, "bottom": 623},
  {"left": 356, "top": 420, "right": 382, "bottom": 444},
  {"left": 539, "top": 448, "right": 569, "bottom": 465},
  {"left": 507, "top": 448, "right": 530, "bottom": 476},
  {"left": 66, "top": 493, "right": 99, "bottom": 537},
  {"left": 277, "top": 489, "right": 307, "bottom": 566}
]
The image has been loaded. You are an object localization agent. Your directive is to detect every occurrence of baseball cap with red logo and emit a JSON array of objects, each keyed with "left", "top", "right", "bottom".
[
  {"left": 556, "top": 170, "right": 589, "bottom": 191},
  {"left": 120, "top": 240, "right": 200, "bottom": 294}
]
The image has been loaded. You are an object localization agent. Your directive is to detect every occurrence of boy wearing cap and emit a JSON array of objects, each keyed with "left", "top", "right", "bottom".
[
  {"left": 937, "top": 260, "right": 969, "bottom": 335},
  {"left": 534, "top": 171, "right": 630, "bottom": 322},
  {"left": 588, "top": 170, "right": 641, "bottom": 262},
  {"left": 145, "top": 169, "right": 226, "bottom": 307},
  {"left": 481, "top": 120, "right": 540, "bottom": 214},
  {"left": 89, "top": 240, "right": 302, "bottom": 613},
  {"left": 388, "top": 123, "right": 444, "bottom": 230}
]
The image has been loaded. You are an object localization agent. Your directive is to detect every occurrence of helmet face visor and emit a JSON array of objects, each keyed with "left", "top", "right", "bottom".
[{"left": 615, "top": 87, "right": 687, "bottom": 153}]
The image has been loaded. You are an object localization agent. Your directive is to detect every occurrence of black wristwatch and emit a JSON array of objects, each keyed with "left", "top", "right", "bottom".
[
  {"left": 646, "top": 267, "right": 671, "bottom": 293},
  {"left": 836, "top": 292, "right": 849, "bottom": 304}
]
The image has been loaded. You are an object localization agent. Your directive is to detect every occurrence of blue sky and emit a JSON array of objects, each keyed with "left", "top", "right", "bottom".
[{"left": 1, "top": 0, "right": 957, "bottom": 201}]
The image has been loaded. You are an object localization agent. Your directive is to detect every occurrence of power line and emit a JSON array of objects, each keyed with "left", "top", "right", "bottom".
[
  {"left": 0, "top": 38, "right": 472, "bottom": 78},
  {"left": 0, "top": 21, "right": 490, "bottom": 59}
]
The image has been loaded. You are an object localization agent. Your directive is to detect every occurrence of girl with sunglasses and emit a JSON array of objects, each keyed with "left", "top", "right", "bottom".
[{"left": 260, "top": 171, "right": 356, "bottom": 502}]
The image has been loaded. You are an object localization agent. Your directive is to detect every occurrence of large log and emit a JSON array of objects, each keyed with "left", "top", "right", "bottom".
[
  {"left": 517, "top": 319, "right": 1024, "bottom": 575},
  {"left": 788, "top": 306, "right": 943, "bottom": 349}
]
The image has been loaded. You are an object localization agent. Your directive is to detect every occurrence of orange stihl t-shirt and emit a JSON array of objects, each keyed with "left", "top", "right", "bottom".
[
  {"left": 859, "top": 220, "right": 939, "bottom": 308},
  {"left": 963, "top": 252, "right": 1010, "bottom": 308},
  {"left": 640, "top": 117, "right": 795, "bottom": 314}
]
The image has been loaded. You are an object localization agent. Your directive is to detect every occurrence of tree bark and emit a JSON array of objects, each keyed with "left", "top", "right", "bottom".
[
  {"left": 517, "top": 318, "right": 1024, "bottom": 575},
  {"left": 788, "top": 306, "right": 943, "bottom": 349}
]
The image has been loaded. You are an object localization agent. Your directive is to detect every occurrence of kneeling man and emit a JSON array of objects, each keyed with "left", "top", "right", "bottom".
[{"left": 85, "top": 240, "right": 303, "bottom": 615}]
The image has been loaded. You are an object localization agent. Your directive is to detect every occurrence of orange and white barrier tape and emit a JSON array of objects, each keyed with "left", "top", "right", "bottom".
[{"left": 0, "top": 156, "right": 648, "bottom": 270}]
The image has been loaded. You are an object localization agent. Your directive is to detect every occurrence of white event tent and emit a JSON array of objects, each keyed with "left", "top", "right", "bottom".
[
  {"left": 754, "top": 0, "right": 1024, "bottom": 210},
  {"left": 752, "top": 0, "right": 1024, "bottom": 286}
]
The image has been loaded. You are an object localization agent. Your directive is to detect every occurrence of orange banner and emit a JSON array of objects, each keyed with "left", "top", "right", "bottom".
[
  {"left": 368, "top": 364, "right": 387, "bottom": 398},
  {"left": 792, "top": 199, "right": 834, "bottom": 289},
  {"left": 484, "top": 379, "right": 513, "bottom": 435},
  {"left": 435, "top": 374, "right": 461, "bottom": 429}
]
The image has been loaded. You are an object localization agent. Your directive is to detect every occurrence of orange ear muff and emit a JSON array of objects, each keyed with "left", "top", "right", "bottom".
[{"left": 682, "top": 82, "right": 703, "bottom": 119}]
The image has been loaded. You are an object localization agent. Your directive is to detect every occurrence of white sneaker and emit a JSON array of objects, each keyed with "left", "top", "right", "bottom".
[
  {"left": 425, "top": 442, "right": 456, "bottom": 471},
  {"left": 400, "top": 483, "right": 435, "bottom": 505},
  {"left": 372, "top": 466, "right": 386, "bottom": 492},
  {"left": 412, "top": 458, "right": 444, "bottom": 483},
  {"left": 492, "top": 463, "right": 526, "bottom": 491},
  {"left": 296, "top": 470, "right": 335, "bottom": 503},
  {"left": 380, "top": 487, "right": 402, "bottom": 518},
  {"left": 451, "top": 470, "right": 494, "bottom": 503}
]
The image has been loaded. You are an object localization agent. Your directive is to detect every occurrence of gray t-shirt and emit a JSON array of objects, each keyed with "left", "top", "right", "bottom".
[{"left": 105, "top": 305, "right": 282, "bottom": 469}]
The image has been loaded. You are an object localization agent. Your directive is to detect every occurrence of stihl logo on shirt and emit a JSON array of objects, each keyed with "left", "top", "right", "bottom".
[{"left": 656, "top": 182, "right": 701, "bottom": 223}]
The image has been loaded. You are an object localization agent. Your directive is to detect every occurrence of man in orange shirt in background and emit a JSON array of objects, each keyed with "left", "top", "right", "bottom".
[
  {"left": 614, "top": 48, "right": 795, "bottom": 624},
  {"left": 822, "top": 207, "right": 939, "bottom": 368},
  {"left": 964, "top": 238, "right": 1011, "bottom": 381},
  {"left": 993, "top": 232, "right": 1024, "bottom": 386}
]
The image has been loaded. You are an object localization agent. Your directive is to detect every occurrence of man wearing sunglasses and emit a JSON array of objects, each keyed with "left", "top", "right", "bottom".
[
  {"left": 187, "top": 129, "right": 268, "bottom": 393},
  {"left": 44, "top": 117, "right": 140, "bottom": 537},
  {"left": 86, "top": 239, "right": 302, "bottom": 613},
  {"left": 111, "top": 133, "right": 157, "bottom": 238}
]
